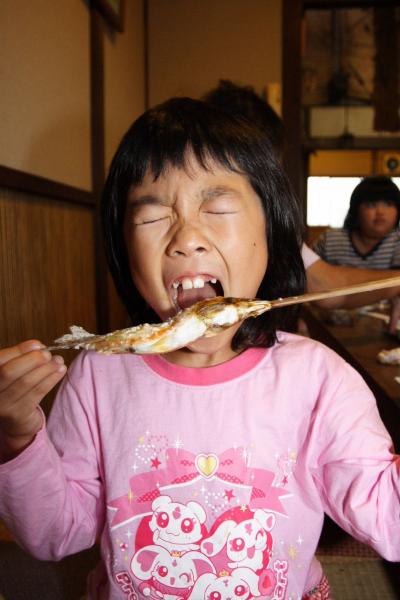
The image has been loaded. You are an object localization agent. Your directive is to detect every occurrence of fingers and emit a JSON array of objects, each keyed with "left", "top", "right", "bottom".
[
  {"left": 0, "top": 339, "right": 45, "bottom": 367},
  {"left": 1, "top": 354, "right": 66, "bottom": 399},
  {"left": 1, "top": 365, "right": 66, "bottom": 440},
  {"left": 0, "top": 342, "right": 67, "bottom": 440},
  {"left": 0, "top": 345, "right": 65, "bottom": 394}
]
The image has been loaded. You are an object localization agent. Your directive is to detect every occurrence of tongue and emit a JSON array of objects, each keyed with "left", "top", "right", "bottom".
[{"left": 177, "top": 282, "right": 217, "bottom": 309}]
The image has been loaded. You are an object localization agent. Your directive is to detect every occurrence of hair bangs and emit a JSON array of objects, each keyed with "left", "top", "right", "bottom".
[{"left": 125, "top": 101, "right": 253, "bottom": 187}]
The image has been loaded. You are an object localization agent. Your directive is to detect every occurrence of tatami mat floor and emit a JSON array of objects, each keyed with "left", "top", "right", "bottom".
[
  {"left": 319, "top": 556, "right": 399, "bottom": 600},
  {"left": 317, "top": 518, "right": 400, "bottom": 599}
]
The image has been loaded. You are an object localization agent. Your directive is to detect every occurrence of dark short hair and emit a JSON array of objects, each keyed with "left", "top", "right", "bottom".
[
  {"left": 101, "top": 97, "right": 305, "bottom": 349},
  {"left": 344, "top": 175, "right": 400, "bottom": 231},
  {"left": 203, "top": 79, "right": 285, "bottom": 156}
]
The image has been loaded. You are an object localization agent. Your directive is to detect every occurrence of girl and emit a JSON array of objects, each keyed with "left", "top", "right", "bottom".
[
  {"left": 314, "top": 175, "right": 400, "bottom": 269},
  {"left": 0, "top": 98, "right": 399, "bottom": 600}
]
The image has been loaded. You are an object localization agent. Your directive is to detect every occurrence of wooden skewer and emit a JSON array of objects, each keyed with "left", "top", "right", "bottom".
[{"left": 268, "top": 275, "right": 400, "bottom": 310}]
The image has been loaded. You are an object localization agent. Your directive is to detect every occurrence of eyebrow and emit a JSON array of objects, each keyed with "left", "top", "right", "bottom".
[
  {"left": 128, "top": 184, "right": 241, "bottom": 209},
  {"left": 201, "top": 185, "right": 241, "bottom": 200},
  {"left": 127, "top": 194, "right": 167, "bottom": 209}
]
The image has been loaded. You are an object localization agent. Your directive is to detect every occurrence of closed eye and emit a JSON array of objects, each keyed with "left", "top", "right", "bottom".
[
  {"left": 132, "top": 208, "right": 170, "bottom": 225},
  {"left": 136, "top": 216, "right": 169, "bottom": 225},
  {"left": 204, "top": 210, "right": 238, "bottom": 215},
  {"left": 127, "top": 195, "right": 171, "bottom": 225}
]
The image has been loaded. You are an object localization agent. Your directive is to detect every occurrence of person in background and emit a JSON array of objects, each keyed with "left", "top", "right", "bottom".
[
  {"left": 203, "top": 80, "right": 400, "bottom": 330},
  {"left": 314, "top": 176, "right": 400, "bottom": 269}
]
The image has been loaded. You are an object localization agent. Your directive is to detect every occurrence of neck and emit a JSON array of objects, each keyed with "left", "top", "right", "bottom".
[
  {"left": 351, "top": 230, "right": 382, "bottom": 253},
  {"left": 159, "top": 325, "right": 242, "bottom": 367},
  {"left": 163, "top": 345, "right": 239, "bottom": 367}
]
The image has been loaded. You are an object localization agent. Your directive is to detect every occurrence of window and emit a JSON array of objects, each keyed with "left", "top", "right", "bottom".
[{"left": 307, "top": 176, "right": 400, "bottom": 227}]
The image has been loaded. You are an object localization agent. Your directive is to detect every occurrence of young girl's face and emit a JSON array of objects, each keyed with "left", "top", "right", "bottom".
[
  {"left": 124, "top": 156, "right": 268, "bottom": 365},
  {"left": 358, "top": 199, "right": 398, "bottom": 239}
]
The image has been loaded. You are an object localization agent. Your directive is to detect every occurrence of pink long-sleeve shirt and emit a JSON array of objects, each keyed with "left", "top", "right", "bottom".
[{"left": 0, "top": 332, "right": 399, "bottom": 600}]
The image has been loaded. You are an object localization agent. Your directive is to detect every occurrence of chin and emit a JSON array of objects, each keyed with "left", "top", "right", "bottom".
[{"left": 184, "top": 327, "right": 240, "bottom": 363}]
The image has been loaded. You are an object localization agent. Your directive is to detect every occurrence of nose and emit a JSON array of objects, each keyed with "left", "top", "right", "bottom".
[{"left": 166, "top": 221, "right": 211, "bottom": 257}]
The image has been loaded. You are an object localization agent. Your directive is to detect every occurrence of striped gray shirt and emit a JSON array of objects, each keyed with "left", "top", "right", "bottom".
[{"left": 313, "top": 228, "right": 400, "bottom": 269}]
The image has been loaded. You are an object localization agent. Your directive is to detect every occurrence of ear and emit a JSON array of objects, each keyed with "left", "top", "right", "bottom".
[
  {"left": 131, "top": 545, "right": 165, "bottom": 580},
  {"left": 185, "top": 551, "right": 216, "bottom": 577},
  {"left": 187, "top": 573, "right": 216, "bottom": 600},
  {"left": 234, "top": 568, "right": 261, "bottom": 597},
  {"left": 151, "top": 495, "right": 172, "bottom": 511},
  {"left": 187, "top": 501, "right": 206, "bottom": 524},
  {"left": 254, "top": 509, "right": 275, "bottom": 532},
  {"left": 201, "top": 520, "right": 236, "bottom": 556}
]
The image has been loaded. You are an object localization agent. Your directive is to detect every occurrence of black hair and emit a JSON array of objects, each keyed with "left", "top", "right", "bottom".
[
  {"left": 343, "top": 175, "right": 400, "bottom": 231},
  {"left": 101, "top": 97, "right": 305, "bottom": 349},
  {"left": 203, "top": 79, "right": 285, "bottom": 156}
]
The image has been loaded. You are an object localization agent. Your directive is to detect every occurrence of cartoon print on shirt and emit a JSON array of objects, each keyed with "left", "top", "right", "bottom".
[
  {"left": 131, "top": 544, "right": 215, "bottom": 599},
  {"left": 109, "top": 440, "right": 292, "bottom": 599},
  {"left": 275, "top": 450, "right": 297, "bottom": 487},
  {"left": 149, "top": 495, "right": 206, "bottom": 551},
  {"left": 188, "top": 567, "right": 261, "bottom": 600},
  {"left": 200, "top": 506, "right": 275, "bottom": 571}
]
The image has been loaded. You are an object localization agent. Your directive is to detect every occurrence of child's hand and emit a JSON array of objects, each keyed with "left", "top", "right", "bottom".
[{"left": 0, "top": 340, "right": 67, "bottom": 460}]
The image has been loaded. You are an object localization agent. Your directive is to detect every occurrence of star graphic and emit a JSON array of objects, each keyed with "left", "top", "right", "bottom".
[
  {"left": 224, "top": 490, "right": 234, "bottom": 502},
  {"left": 288, "top": 544, "right": 298, "bottom": 559},
  {"left": 138, "top": 436, "right": 145, "bottom": 444},
  {"left": 127, "top": 489, "right": 136, "bottom": 503},
  {"left": 282, "top": 475, "right": 289, "bottom": 485},
  {"left": 240, "top": 504, "right": 248, "bottom": 512},
  {"left": 151, "top": 457, "right": 161, "bottom": 469},
  {"left": 173, "top": 435, "right": 184, "bottom": 451}
]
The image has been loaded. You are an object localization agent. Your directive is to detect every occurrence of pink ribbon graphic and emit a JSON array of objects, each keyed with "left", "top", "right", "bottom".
[{"left": 108, "top": 447, "right": 288, "bottom": 528}]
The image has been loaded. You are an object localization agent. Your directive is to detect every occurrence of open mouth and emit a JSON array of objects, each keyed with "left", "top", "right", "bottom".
[{"left": 171, "top": 275, "right": 224, "bottom": 311}]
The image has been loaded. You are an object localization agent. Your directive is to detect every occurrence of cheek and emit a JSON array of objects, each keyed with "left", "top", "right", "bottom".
[
  {"left": 125, "top": 229, "right": 160, "bottom": 285},
  {"left": 358, "top": 211, "right": 373, "bottom": 228},
  {"left": 388, "top": 209, "right": 399, "bottom": 226},
  {"left": 248, "top": 226, "right": 269, "bottom": 277}
]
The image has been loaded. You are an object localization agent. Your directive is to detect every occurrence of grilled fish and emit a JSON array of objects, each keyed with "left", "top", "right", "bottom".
[{"left": 46, "top": 296, "right": 272, "bottom": 355}]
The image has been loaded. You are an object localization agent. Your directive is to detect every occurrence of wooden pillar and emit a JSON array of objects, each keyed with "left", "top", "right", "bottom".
[
  {"left": 90, "top": 8, "right": 110, "bottom": 333},
  {"left": 373, "top": 6, "right": 400, "bottom": 132},
  {"left": 282, "top": 0, "right": 307, "bottom": 218}
]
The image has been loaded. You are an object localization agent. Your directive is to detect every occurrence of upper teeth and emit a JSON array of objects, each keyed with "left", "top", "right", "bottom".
[{"left": 172, "top": 277, "right": 217, "bottom": 290}]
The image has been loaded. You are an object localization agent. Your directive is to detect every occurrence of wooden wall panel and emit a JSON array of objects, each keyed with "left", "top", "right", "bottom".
[
  {"left": 0, "top": 189, "right": 97, "bottom": 348},
  {"left": 0, "top": 1, "right": 91, "bottom": 190}
]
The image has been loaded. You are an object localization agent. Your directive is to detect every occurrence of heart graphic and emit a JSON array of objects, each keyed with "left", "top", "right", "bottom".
[{"left": 195, "top": 453, "right": 219, "bottom": 479}]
